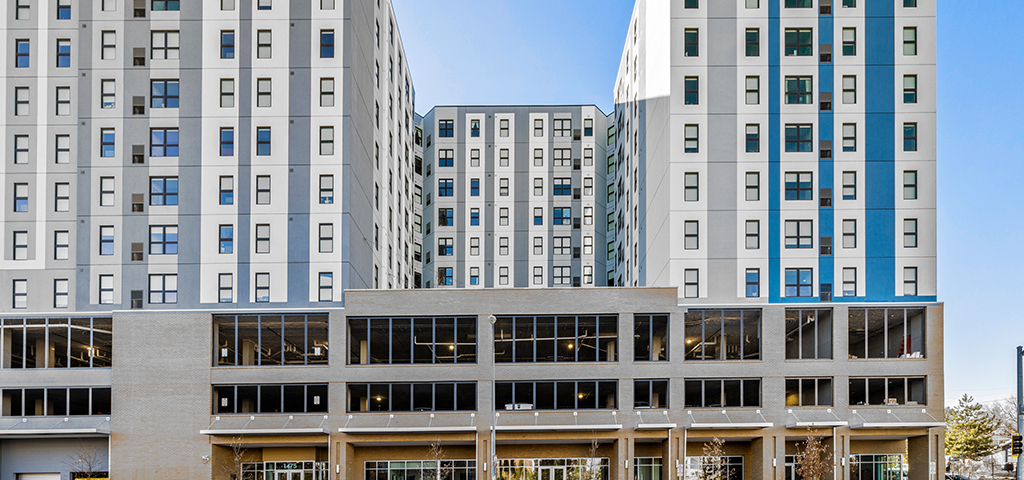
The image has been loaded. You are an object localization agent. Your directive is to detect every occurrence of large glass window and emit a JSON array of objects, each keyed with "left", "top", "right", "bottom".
[
  {"left": 684, "top": 379, "right": 760, "bottom": 408},
  {"left": 634, "top": 379, "right": 668, "bottom": 408},
  {"left": 495, "top": 380, "right": 617, "bottom": 410},
  {"left": 684, "top": 310, "right": 761, "bottom": 361},
  {"left": 497, "top": 459, "right": 608, "bottom": 480},
  {"left": 214, "top": 314, "right": 329, "bottom": 366},
  {"left": 849, "top": 455, "right": 904, "bottom": 480},
  {"left": 367, "top": 461, "right": 477, "bottom": 480},
  {"left": 849, "top": 377, "right": 926, "bottom": 406},
  {"left": 634, "top": 314, "right": 668, "bottom": 361},
  {"left": 785, "top": 378, "right": 833, "bottom": 406},
  {"left": 493, "top": 315, "right": 618, "bottom": 363},
  {"left": 348, "top": 382, "right": 476, "bottom": 412},
  {"left": 1, "top": 387, "right": 110, "bottom": 416},
  {"left": 213, "top": 384, "right": 328, "bottom": 414},
  {"left": 348, "top": 316, "right": 477, "bottom": 364},
  {"left": 684, "top": 457, "right": 743, "bottom": 480},
  {"left": 848, "top": 308, "right": 926, "bottom": 359},
  {"left": 785, "top": 309, "right": 832, "bottom": 359},
  {"left": 2, "top": 317, "right": 112, "bottom": 369}
]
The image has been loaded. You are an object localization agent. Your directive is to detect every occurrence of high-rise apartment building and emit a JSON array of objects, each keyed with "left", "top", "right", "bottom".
[{"left": 0, "top": 1, "right": 942, "bottom": 480}]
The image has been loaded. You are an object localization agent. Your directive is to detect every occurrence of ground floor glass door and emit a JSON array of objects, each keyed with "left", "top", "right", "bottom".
[{"left": 539, "top": 466, "right": 565, "bottom": 480}]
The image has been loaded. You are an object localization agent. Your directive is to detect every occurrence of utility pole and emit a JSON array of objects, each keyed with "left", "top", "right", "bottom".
[
  {"left": 490, "top": 315, "right": 498, "bottom": 480},
  {"left": 1017, "top": 346, "right": 1022, "bottom": 480}
]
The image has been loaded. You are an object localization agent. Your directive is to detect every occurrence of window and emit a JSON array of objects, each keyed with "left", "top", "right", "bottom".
[
  {"left": 499, "top": 237, "right": 509, "bottom": 256},
  {"left": 13, "top": 231, "right": 28, "bottom": 260},
  {"left": 582, "top": 118, "right": 593, "bottom": 137},
  {"left": 745, "top": 76, "right": 759, "bottom": 105},
  {"left": 15, "top": 87, "right": 30, "bottom": 116},
  {"left": 13, "top": 183, "right": 29, "bottom": 212},
  {"left": 784, "top": 172, "right": 813, "bottom": 200},
  {"left": 220, "top": 79, "right": 234, "bottom": 108},
  {"left": 583, "top": 148, "right": 593, "bottom": 166},
  {"left": 220, "top": 128, "right": 234, "bottom": 156},
  {"left": 784, "top": 76, "right": 812, "bottom": 104},
  {"left": 55, "top": 135, "right": 71, "bottom": 164},
  {"left": 553, "top": 148, "right": 571, "bottom": 167},
  {"left": 100, "top": 80, "right": 116, "bottom": 109},
  {"left": 152, "top": 0, "right": 180, "bottom": 10},
  {"left": 499, "top": 208, "right": 509, "bottom": 226},
  {"left": 496, "top": 148, "right": 509, "bottom": 167},
  {"left": 904, "top": 171, "right": 918, "bottom": 199},
  {"left": 553, "top": 119, "right": 571, "bottom": 137},
  {"left": 438, "top": 149, "right": 454, "bottom": 167},
  {"left": 553, "top": 207, "right": 571, "bottom": 226},
  {"left": 54, "top": 86, "right": 71, "bottom": 115},
  {"left": 218, "top": 274, "right": 233, "bottom": 303},
  {"left": 12, "top": 280, "right": 27, "bottom": 309},
  {"left": 315, "top": 175, "right": 333, "bottom": 204},
  {"left": 842, "top": 28, "right": 856, "bottom": 56},
  {"left": 745, "top": 28, "right": 759, "bottom": 56},
  {"left": 498, "top": 119, "right": 510, "bottom": 137},
  {"left": 683, "top": 29, "right": 698, "bottom": 57},
  {"left": 149, "top": 274, "right": 178, "bottom": 304},
  {"left": 684, "top": 269, "right": 698, "bottom": 298},
  {"left": 785, "top": 309, "right": 833, "bottom": 359},
  {"left": 98, "top": 178, "right": 116, "bottom": 208},
  {"left": 785, "top": 268, "right": 813, "bottom": 297},
  {"left": 904, "top": 123, "right": 917, "bottom": 151},
  {"left": 219, "top": 176, "right": 234, "bottom": 205},
  {"left": 347, "top": 382, "right": 475, "bottom": 412},
  {"left": 13, "top": 135, "right": 29, "bottom": 164},
  {"left": 256, "top": 176, "right": 271, "bottom": 204},
  {"left": 320, "top": 30, "right": 335, "bottom": 58},
  {"left": 469, "top": 237, "right": 480, "bottom": 256},
  {"left": 784, "top": 29, "right": 812, "bottom": 56},
  {"left": 842, "top": 75, "right": 857, "bottom": 104},
  {"left": 254, "top": 273, "right": 270, "bottom": 302},
  {"left": 438, "top": 208, "right": 453, "bottom": 227},
  {"left": 151, "top": 31, "right": 179, "bottom": 60},
  {"left": 494, "top": 314, "right": 617, "bottom": 363},
  {"left": 841, "top": 219, "right": 857, "bottom": 248},
  {"left": 16, "top": 0, "right": 29, "bottom": 19},
  {"left": 149, "top": 226, "right": 178, "bottom": 255},
  {"left": 150, "top": 80, "right": 179, "bottom": 109},
  {"left": 745, "top": 172, "right": 760, "bottom": 201},
  {"left": 252, "top": 30, "right": 272, "bottom": 59},
  {"left": 784, "top": 125, "right": 813, "bottom": 153},
  {"left": 683, "top": 221, "right": 699, "bottom": 250},
  {"left": 902, "top": 75, "right": 919, "bottom": 104},
  {"left": 221, "top": 0, "right": 234, "bottom": 9},
  {"left": 842, "top": 268, "right": 857, "bottom": 297},
  {"left": 317, "top": 273, "right": 333, "bottom": 302},
  {"left": 785, "top": 0, "right": 812, "bottom": 6},
  {"left": 54, "top": 231, "right": 70, "bottom": 260},
  {"left": 218, "top": 225, "right": 233, "bottom": 254},
  {"left": 255, "top": 224, "right": 270, "bottom": 253},
  {"left": 784, "top": 220, "right": 813, "bottom": 249},
  {"left": 850, "top": 378, "right": 926, "bottom": 407},
  {"left": 533, "top": 178, "right": 543, "bottom": 196},
  {"left": 684, "top": 125, "right": 698, "bottom": 153},
  {"left": 320, "top": 127, "right": 334, "bottom": 155},
  {"left": 683, "top": 77, "right": 699, "bottom": 105},
  {"left": 533, "top": 118, "right": 544, "bottom": 137},
  {"left": 320, "top": 78, "right": 335, "bottom": 107},
  {"left": 744, "top": 220, "right": 760, "bottom": 249},
  {"left": 150, "top": 128, "right": 179, "bottom": 157},
  {"left": 904, "top": 219, "right": 919, "bottom": 248},
  {"left": 584, "top": 207, "right": 593, "bottom": 225},
  {"left": 554, "top": 178, "right": 572, "bottom": 196},
  {"left": 437, "top": 238, "right": 453, "bottom": 257},
  {"left": 56, "top": 39, "right": 71, "bottom": 67},
  {"left": 312, "top": 223, "right": 333, "bottom": 254},
  {"left": 470, "top": 149, "right": 480, "bottom": 167},
  {"left": 15, "top": 40, "right": 32, "bottom": 69},
  {"left": 842, "top": 124, "right": 857, "bottom": 152},
  {"left": 99, "top": 276, "right": 115, "bottom": 305},
  {"left": 841, "top": 172, "right": 857, "bottom": 200},
  {"left": 903, "top": 27, "right": 917, "bottom": 55},
  {"left": 150, "top": 177, "right": 178, "bottom": 206},
  {"left": 99, "top": 226, "right": 114, "bottom": 255},
  {"left": 438, "top": 120, "right": 454, "bottom": 138},
  {"left": 684, "top": 378, "right": 760, "bottom": 407},
  {"left": 469, "top": 178, "right": 480, "bottom": 197},
  {"left": 745, "top": 124, "right": 760, "bottom": 153},
  {"left": 848, "top": 308, "right": 926, "bottom": 359},
  {"left": 53, "top": 180, "right": 71, "bottom": 210},
  {"left": 786, "top": 378, "right": 833, "bottom": 406},
  {"left": 534, "top": 207, "right": 543, "bottom": 226},
  {"left": 470, "top": 208, "right": 480, "bottom": 226},
  {"left": 221, "top": 31, "right": 235, "bottom": 59},
  {"left": 745, "top": 269, "right": 760, "bottom": 298},
  {"left": 254, "top": 127, "right": 272, "bottom": 156},
  {"left": 256, "top": 78, "right": 272, "bottom": 107}
]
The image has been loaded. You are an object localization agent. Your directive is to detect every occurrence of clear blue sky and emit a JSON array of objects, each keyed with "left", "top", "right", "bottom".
[{"left": 392, "top": 0, "right": 1024, "bottom": 407}]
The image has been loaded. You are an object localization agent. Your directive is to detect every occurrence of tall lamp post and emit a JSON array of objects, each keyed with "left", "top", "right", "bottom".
[{"left": 489, "top": 315, "right": 498, "bottom": 480}]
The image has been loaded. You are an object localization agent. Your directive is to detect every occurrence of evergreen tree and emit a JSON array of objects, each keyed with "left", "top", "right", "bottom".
[{"left": 945, "top": 394, "right": 1000, "bottom": 462}]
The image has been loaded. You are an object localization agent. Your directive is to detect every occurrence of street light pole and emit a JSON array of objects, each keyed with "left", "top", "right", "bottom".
[
  {"left": 1017, "top": 346, "right": 1022, "bottom": 480},
  {"left": 489, "top": 315, "right": 498, "bottom": 480}
]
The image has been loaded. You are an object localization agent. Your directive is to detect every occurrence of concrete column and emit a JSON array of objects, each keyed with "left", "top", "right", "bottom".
[{"left": 908, "top": 434, "right": 929, "bottom": 480}]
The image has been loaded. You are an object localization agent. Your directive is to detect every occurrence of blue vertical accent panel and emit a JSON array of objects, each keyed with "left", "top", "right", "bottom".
[
  {"left": 865, "top": 0, "right": 896, "bottom": 301},
  {"left": 818, "top": 6, "right": 834, "bottom": 297},
  {"left": 768, "top": 0, "right": 781, "bottom": 302}
]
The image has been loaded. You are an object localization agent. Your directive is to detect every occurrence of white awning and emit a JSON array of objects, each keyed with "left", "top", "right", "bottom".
[
  {"left": 687, "top": 422, "right": 773, "bottom": 429},
  {"left": 850, "top": 422, "right": 945, "bottom": 429},
  {"left": 339, "top": 426, "right": 478, "bottom": 434},
  {"left": 635, "top": 423, "right": 677, "bottom": 430},
  {"left": 0, "top": 427, "right": 110, "bottom": 438},
  {"left": 200, "top": 428, "right": 329, "bottom": 436},
  {"left": 494, "top": 424, "right": 622, "bottom": 432},
  {"left": 786, "top": 421, "right": 849, "bottom": 428}
]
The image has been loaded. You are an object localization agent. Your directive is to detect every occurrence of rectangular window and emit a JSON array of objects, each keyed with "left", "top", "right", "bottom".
[
  {"left": 533, "top": 178, "right": 543, "bottom": 196},
  {"left": 348, "top": 316, "right": 476, "bottom": 365},
  {"left": 553, "top": 148, "right": 571, "bottom": 167},
  {"left": 785, "top": 309, "right": 833, "bottom": 359},
  {"left": 255, "top": 224, "right": 270, "bottom": 254},
  {"left": 684, "top": 378, "right": 760, "bottom": 407},
  {"left": 55, "top": 86, "right": 71, "bottom": 115},
  {"left": 842, "top": 75, "right": 857, "bottom": 104},
  {"left": 842, "top": 28, "right": 856, "bottom": 56},
  {"left": 55, "top": 231, "right": 70, "bottom": 260},
  {"left": 904, "top": 123, "right": 917, "bottom": 152},
  {"left": 493, "top": 315, "right": 617, "bottom": 363},
  {"left": 255, "top": 273, "right": 270, "bottom": 302},
  {"left": 745, "top": 172, "right": 760, "bottom": 201},
  {"left": 745, "top": 76, "right": 760, "bottom": 105},
  {"left": 438, "top": 149, "right": 454, "bottom": 167},
  {"left": 99, "top": 226, "right": 114, "bottom": 255},
  {"left": 152, "top": 0, "right": 181, "bottom": 10},
  {"left": 684, "top": 125, "right": 698, "bottom": 153},
  {"left": 468, "top": 237, "right": 480, "bottom": 256},
  {"left": 98, "top": 178, "right": 115, "bottom": 207},
  {"left": 904, "top": 219, "right": 918, "bottom": 248},
  {"left": 534, "top": 207, "right": 543, "bottom": 226},
  {"left": 553, "top": 207, "right": 571, "bottom": 226},
  {"left": 553, "top": 119, "right": 572, "bottom": 137},
  {"left": 14, "top": 135, "right": 29, "bottom": 164},
  {"left": 221, "top": 31, "right": 235, "bottom": 59},
  {"left": 256, "top": 30, "right": 272, "bottom": 59},
  {"left": 256, "top": 78, "right": 272, "bottom": 107},
  {"left": 219, "top": 225, "right": 233, "bottom": 254},
  {"left": 438, "top": 208, "right": 453, "bottom": 227},
  {"left": 14, "top": 87, "right": 29, "bottom": 116},
  {"left": 784, "top": 268, "right": 813, "bottom": 297},
  {"left": 151, "top": 31, "right": 179, "bottom": 60},
  {"left": 842, "top": 219, "right": 857, "bottom": 248},
  {"left": 149, "top": 177, "right": 178, "bottom": 206},
  {"left": 14, "top": 183, "right": 29, "bottom": 212},
  {"left": 255, "top": 127, "right": 272, "bottom": 156},
  {"left": 499, "top": 208, "right": 509, "bottom": 226},
  {"left": 13, "top": 231, "right": 28, "bottom": 260},
  {"left": 150, "top": 128, "right": 179, "bottom": 157},
  {"left": 842, "top": 123, "right": 857, "bottom": 152},
  {"left": 469, "top": 149, "right": 480, "bottom": 167},
  {"left": 499, "top": 237, "right": 509, "bottom": 256},
  {"left": 219, "top": 176, "right": 234, "bottom": 205},
  {"left": 219, "top": 128, "right": 234, "bottom": 156},
  {"left": 785, "top": 0, "right": 812, "bottom": 6},
  {"left": 903, "top": 75, "right": 918, "bottom": 104},
  {"left": 13, "top": 280, "right": 27, "bottom": 309},
  {"left": 437, "top": 120, "right": 454, "bottom": 138},
  {"left": 256, "top": 176, "right": 271, "bottom": 205},
  {"left": 746, "top": 269, "right": 760, "bottom": 298},
  {"left": 842, "top": 172, "right": 857, "bottom": 200},
  {"left": 218, "top": 274, "right": 232, "bottom": 303},
  {"left": 55, "top": 135, "right": 71, "bottom": 164},
  {"left": 533, "top": 118, "right": 545, "bottom": 137},
  {"left": 437, "top": 238, "right": 453, "bottom": 257},
  {"left": 684, "top": 29, "right": 698, "bottom": 57},
  {"left": 842, "top": 268, "right": 857, "bottom": 297},
  {"left": 16, "top": 0, "right": 29, "bottom": 19},
  {"left": 684, "top": 221, "right": 698, "bottom": 250},
  {"left": 784, "top": 125, "right": 813, "bottom": 153},
  {"left": 553, "top": 178, "right": 571, "bottom": 196},
  {"left": 904, "top": 171, "right": 918, "bottom": 199},
  {"left": 784, "top": 28, "right": 813, "bottom": 56},
  {"left": 318, "top": 273, "right": 333, "bottom": 302},
  {"left": 101, "top": 80, "right": 116, "bottom": 109},
  {"left": 784, "top": 76, "right": 813, "bottom": 104},
  {"left": 745, "top": 28, "right": 759, "bottom": 56},
  {"left": 849, "top": 377, "right": 926, "bottom": 406},
  {"left": 785, "top": 378, "right": 833, "bottom": 406},
  {"left": 848, "top": 308, "right": 926, "bottom": 359},
  {"left": 745, "top": 124, "right": 760, "bottom": 153},
  {"left": 784, "top": 220, "right": 813, "bottom": 249},
  {"left": 684, "top": 269, "right": 698, "bottom": 298},
  {"left": 320, "top": 127, "right": 334, "bottom": 155},
  {"left": 149, "top": 274, "right": 178, "bottom": 304},
  {"left": 151, "top": 80, "right": 179, "bottom": 108},
  {"left": 320, "top": 77, "right": 335, "bottom": 107},
  {"left": 684, "top": 77, "right": 698, "bottom": 105},
  {"left": 56, "top": 39, "right": 71, "bottom": 67},
  {"left": 470, "top": 208, "right": 480, "bottom": 226},
  {"left": 903, "top": 27, "right": 917, "bottom": 55},
  {"left": 149, "top": 225, "right": 178, "bottom": 255},
  {"left": 784, "top": 172, "right": 813, "bottom": 200},
  {"left": 220, "top": 79, "right": 235, "bottom": 108},
  {"left": 745, "top": 220, "right": 760, "bottom": 249},
  {"left": 318, "top": 223, "right": 334, "bottom": 253},
  {"left": 99, "top": 275, "right": 113, "bottom": 305},
  {"left": 318, "top": 175, "right": 334, "bottom": 204},
  {"left": 320, "top": 30, "right": 335, "bottom": 58},
  {"left": 438, "top": 179, "right": 454, "bottom": 197},
  {"left": 470, "top": 178, "right": 480, "bottom": 197}
]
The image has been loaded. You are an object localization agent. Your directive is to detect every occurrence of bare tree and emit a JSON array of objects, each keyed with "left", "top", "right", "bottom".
[
  {"left": 697, "top": 437, "right": 729, "bottom": 480},
  {"left": 569, "top": 438, "right": 604, "bottom": 480},
  {"left": 984, "top": 397, "right": 1018, "bottom": 438},
  {"left": 64, "top": 443, "right": 105, "bottom": 479},
  {"left": 216, "top": 436, "right": 248, "bottom": 480},
  {"left": 795, "top": 429, "right": 833, "bottom": 480},
  {"left": 424, "top": 439, "right": 453, "bottom": 480}
]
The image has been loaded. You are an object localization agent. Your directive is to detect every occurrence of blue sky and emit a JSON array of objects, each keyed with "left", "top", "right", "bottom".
[{"left": 392, "top": 0, "right": 1024, "bottom": 406}]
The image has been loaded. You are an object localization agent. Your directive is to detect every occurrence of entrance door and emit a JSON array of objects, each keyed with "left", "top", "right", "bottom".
[
  {"left": 276, "top": 469, "right": 308, "bottom": 480},
  {"left": 539, "top": 466, "right": 565, "bottom": 480}
]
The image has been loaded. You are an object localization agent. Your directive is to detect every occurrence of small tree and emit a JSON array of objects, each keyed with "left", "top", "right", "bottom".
[
  {"left": 217, "top": 436, "right": 248, "bottom": 480},
  {"left": 64, "top": 443, "right": 105, "bottom": 479},
  {"left": 946, "top": 394, "right": 1000, "bottom": 468},
  {"left": 983, "top": 397, "right": 1018, "bottom": 437},
  {"left": 424, "top": 439, "right": 453, "bottom": 480},
  {"left": 697, "top": 437, "right": 729, "bottom": 480},
  {"left": 795, "top": 429, "right": 833, "bottom": 480},
  {"left": 570, "top": 438, "right": 604, "bottom": 480}
]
